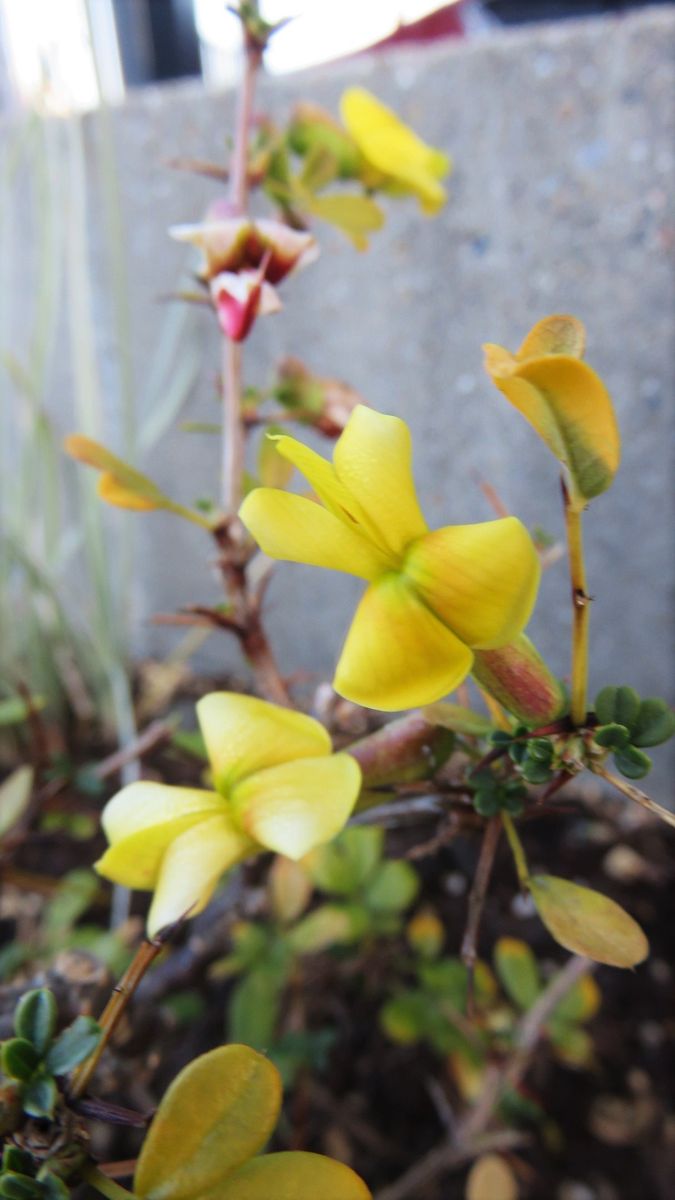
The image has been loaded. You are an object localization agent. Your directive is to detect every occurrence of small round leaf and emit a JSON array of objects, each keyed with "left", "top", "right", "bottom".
[
  {"left": 631, "top": 699, "right": 675, "bottom": 748},
  {"left": 14, "top": 990, "right": 57, "bottom": 1054},
  {"left": 466, "top": 1153, "right": 518, "bottom": 1200},
  {"left": 1, "top": 1039, "right": 40, "bottom": 1082}
]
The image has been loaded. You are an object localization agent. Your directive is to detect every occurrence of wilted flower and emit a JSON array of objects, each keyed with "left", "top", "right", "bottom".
[
  {"left": 240, "top": 406, "right": 540, "bottom": 711},
  {"left": 171, "top": 210, "right": 317, "bottom": 341},
  {"left": 95, "top": 693, "right": 361, "bottom": 936},
  {"left": 340, "top": 87, "right": 451, "bottom": 215}
]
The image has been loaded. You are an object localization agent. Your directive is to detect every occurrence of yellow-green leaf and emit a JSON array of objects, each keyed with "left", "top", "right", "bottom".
[
  {"left": 484, "top": 315, "right": 620, "bottom": 508},
  {"left": 303, "top": 193, "right": 385, "bottom": 250},
  {"left": 550, "top": 972, "right": 601, "bottom": 1024},
  {"left": 286, "top": 904, "right": 357, "bottom": 954},
  {"left": 65, "top": 434, "right": 212, "bottom": 528},
  {"left": 493, "top": 937, "right": 541, "bottom": 1011},
  {"left": 0, "top": 766, "right": 33, "bottom": 839},
  {"left": 529, "top": 875, "right": 648, "bottom": 968},
  {"left": 466, "top": 1153, "right": 518, "bottom": 1200},
  {"left": 212, "top": 1151, "right": 372, "bottom": 1200},
  {"left": 134, "top": 1045, "right": 281, "bottom": 1200}
]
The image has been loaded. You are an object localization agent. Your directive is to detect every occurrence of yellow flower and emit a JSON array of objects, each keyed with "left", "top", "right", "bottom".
[
  {"left": 340, "top": 87, "right": 451, "bottom": 215},
  {"left": 239, "top": 406, "right": 540, "bottom": 712},
  {"left": 95, "top": 693, "right": 361, "bottom": 937}
]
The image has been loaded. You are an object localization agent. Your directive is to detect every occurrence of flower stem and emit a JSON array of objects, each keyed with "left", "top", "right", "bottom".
[
  {"left": 220, "top": 21, "right": 262, "bottom": 513},
  {"left": 68, "top": 933, "right": 167, "bottom": 1099},
  {"left": 222, "top": 339, "right": 245, "bottom": 514},
  {"left": 82, "top": 1165, "right": 137, "bottom": 1200},
  {"left": 562, "top": 480, "right": 590, "bottom": 726},
  {"left": 501, "top": 811, "right": 530, "bottom": 890}
]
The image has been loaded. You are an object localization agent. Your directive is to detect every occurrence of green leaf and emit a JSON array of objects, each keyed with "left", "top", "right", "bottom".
[
  {"left": 422, "top": 703, "right": 493, "bottom": 737},
  {"left": 2, "top": 1149, "right": 33, "bottom": 1176},
  {"left": 14, "top": 990, "right": 57, "bottom": 1055},
  {"left": 229, "top": 967, "right": 287, "bottom": 1050},
  {"left": 23, "top": 1073, "right": 57, "bottom": 1119},
  {"left": 631, "top": 698, "right": 675, "bottom": 747},
  {"left": 494, "top": 937, "right": 541, "bottom": 1010},
  {"left": 594, "top": 685, "right": 640, "bottom": 730},
  {"left": 0, "top": 767, "right": 33, "bottom": 839},
  {"left": 134, "top": 1046, "right": 281, "bottom": 1200},
  {"left": 45, "top": 1016, "right": 102, "bottom": 1075},
  {"left": 286, "top": 905, "right": 359, "bottom": 954},
  {"left": 362, "top": 860, "right": 419, "bottom": 914},
  {"left": 212, "top": 1150, "right": 371, "bottom": 1199},
  {"left": 418, "top": 959, "right": 468, "bottom": 1009},
  {"left": 36, "top": 1172, "right": 70, "bottom": 1200},
  {"left": 529, "top": 875, "right": 649, "bottom": 968},
  {"left": 614, "top": 746, "right": 652, "bottom": 780},
  {"left": 303, "top": 827, "right": 383, "bottom": 896},
  {"left": 379, "top": 992, "right": 427, "bottom": 1045},
  {"left": 0, "top": 697, "right": 45, "bottom": 727},
  {"left": 43, "top": 870, "right": 100, "bottom": 940},
  {"left": 593, "top": 723, "right": 631, "bottom": 750},
  {"left": 548, "top": 1022, "right": 594, "bottom": 1068},
  {"left": 1, "top": 1038, "right": 40, "bottom": 1081},
  {"left": 0, "top": 1175, "right": 45, "bottom": 1200},
  {"left": 303, "top": 193, "right": 385, "bottom": 251}
]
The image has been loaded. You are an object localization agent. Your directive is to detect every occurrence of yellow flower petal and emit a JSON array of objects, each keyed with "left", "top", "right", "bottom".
[
  {"left": 272, "top": 434, "right": 359, "bottom": 524},
  {"left": 232, "top": 753, "right": 361, "bottom": 860},
  {"left": 197, "top": 692, "right": 331, "bottom": 793},
  {"left": 239, "top": 489, "right": 386, "bottom": 580},
  {"left": 333, "top": 406, "right": 428, "bottom": 558},
  {"left": 96, "top": 783, "right": 223, "bottom": 889},
  {"left": 341, "top": 87, "right": 450, "bottom": 214},
  {"left": 484, "top": 317, "right": 620, "bottom": 506},
  {"left": 404, "top": 517, "right": 540, "bottom": 649},
  {"left": 334, "top": 574, "right": 473, "bottom": 711},
  {"left": 147, "top": 815, "right": 253, "bottom": 937},
  {"left": 517, "top": 314, "right": 586, "bottom": 360}
]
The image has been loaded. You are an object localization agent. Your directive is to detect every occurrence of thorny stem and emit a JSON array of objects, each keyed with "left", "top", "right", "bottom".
[
  {"left": 563, "top": 480, "right": 590, "bottom": 726},
  {"left": 501, "top": 811, "right": 530, "bottom": 889},
  {"left": 461, "top": 816, "right": 502, "bottom": 1015},
  {"left": 68, "top": 933, "right": 168, "bottom": 1099},
  {"left": 81, "top": 1165, "right": 137, "bottom": 1200}
]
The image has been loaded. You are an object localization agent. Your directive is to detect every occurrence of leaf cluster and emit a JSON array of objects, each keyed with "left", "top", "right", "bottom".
[{"left": 592, "top": 686, "right": 675, "bottom": 779}]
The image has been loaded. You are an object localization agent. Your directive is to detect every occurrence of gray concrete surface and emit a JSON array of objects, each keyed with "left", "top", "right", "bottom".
[{"left": 3, "top": 7, "right": 674, "bottom": 795}]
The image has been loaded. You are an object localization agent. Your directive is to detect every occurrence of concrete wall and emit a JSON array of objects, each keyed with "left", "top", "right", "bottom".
[{"left": 4, "top": 7, "right": 674, "bottom": 792}]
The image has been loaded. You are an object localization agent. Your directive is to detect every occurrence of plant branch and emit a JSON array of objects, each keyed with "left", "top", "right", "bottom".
[
  {"left": 562, "top": 479, "right": 590, "bottom": 726},
  {"left": 68, "top": 929, "right": 173, "bottom": 1099},
  {"left": 500, "top": 811, "right": 530, "bottom": 889},
  {"left": 461, "top": 816, "right": 502, "bottom": 1014},
  {"left": 81, "top": 1164, "right": 137, "bottom": 1200},
  {"left": 373, "top": 1129, "right": 526, "bottom": 1200},
  {"left": 591, "top": 763, "right": 675, "bottom": 829}
]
